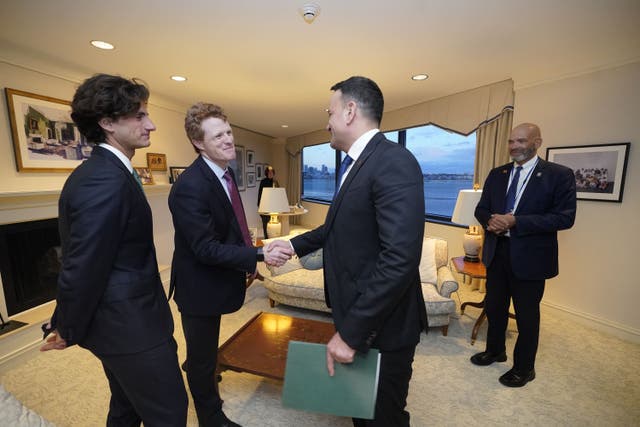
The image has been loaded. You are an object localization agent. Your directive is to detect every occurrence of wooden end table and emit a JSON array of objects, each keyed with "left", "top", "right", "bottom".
[
  {"left": 217, "top": 312, "right": 335, "bottom": 380},
  {"left": 452, "top": 256, "right": 487, "bottom": 345}
]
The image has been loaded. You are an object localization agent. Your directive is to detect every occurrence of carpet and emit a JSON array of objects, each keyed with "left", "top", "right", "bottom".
[{"left": 1, "top": 279, "right": 639, "bottom": 426}]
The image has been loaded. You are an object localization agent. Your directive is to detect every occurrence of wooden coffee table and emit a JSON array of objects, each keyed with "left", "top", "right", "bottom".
[{"left": 217, "top": 312, "right": 335, "bottom": 380}]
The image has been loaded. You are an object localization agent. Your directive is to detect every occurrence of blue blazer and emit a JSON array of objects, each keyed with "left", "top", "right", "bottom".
[
  {"left": 292, "top": 133, "right": 428, "bottom": 353},
  {"left": 168, "top": 156, "right": 257, "bottom": 316},
  {"left": 475, "top": 158, "right": 577, "bottom": 280},
  {"left": 54, "top": 146, "right": 173, "bottom": 356}
]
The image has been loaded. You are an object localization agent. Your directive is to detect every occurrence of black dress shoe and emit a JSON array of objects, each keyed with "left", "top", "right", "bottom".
[
  {"left": 499, "top": 368, "right": 536, "bottom": 387},
  {"left": 212, "top": 411, "right": 242, "bottom": 427},
  {"left": 470, "top": 351, "right": 507, "bottom": 366}
]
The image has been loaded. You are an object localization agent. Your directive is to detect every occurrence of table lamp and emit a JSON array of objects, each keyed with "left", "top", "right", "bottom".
[
  {"left": 451, "top": 186, "right": 483, "bottom": 262},
  {"left": 258, "top": 187, "right": 290, "bottom": 238}
]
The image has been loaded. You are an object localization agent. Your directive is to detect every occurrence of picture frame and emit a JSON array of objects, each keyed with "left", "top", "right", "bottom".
[
  {"left": 256, "top": 163, "right": 264, "bottom": 180},
  {"left": 247, "top": 172, "right": 256, "bottom": 188},
  {"left": 248, "top": 227, "right": 258, "bottom": 246},
  {"left": 146, "top": 152, "right": 167, "bottom": 171},
  {"left": 134, "top": 167, "right": 154, "bottom": 185},
  {"left": 229, "top": 145, "right": 245, "bottom": 191},
  {"left": 246, "top": 149, "right": 255, "bottom": 167},
  {"left": 546, "top": 142, "right": 630, "bottom": 202},
  {"left": 169, "top": 166, "right": 187, "bottom": 183},
  {"left": 5, "top": 88, "right": 92, "bottom": 172}
]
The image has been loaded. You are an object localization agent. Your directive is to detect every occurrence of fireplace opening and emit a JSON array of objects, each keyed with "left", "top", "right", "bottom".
[{"left": 0, "top": 218, "right": 60, "bottom": 317}]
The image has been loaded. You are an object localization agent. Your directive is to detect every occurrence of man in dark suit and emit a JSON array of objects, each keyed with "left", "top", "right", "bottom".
[
  {"left": 472, "top": 122, "right": 577, "bottom": 387},
  {"left": 41, "top": 74, "right": 188, "bottom": 426},
  {"left": 282, "top": 76, "right": 427, "bottom": 426},
  {"left": 168, "top": 102, "right": 292, "bottom": 427}
]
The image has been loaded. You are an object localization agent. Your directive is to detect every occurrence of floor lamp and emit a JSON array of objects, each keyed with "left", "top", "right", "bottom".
[
  {"left": 451, "top": 188, "right": 483, "bottom": 262},
  {"left": 258, "top": 188, "right": 290, "bottom": 238}
]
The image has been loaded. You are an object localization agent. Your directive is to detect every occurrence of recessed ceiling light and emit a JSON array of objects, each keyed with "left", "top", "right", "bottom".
[
  {"left": 411, "top": 74, "right": 429, "bottom": 81},
  {"left": 90, "top": 40, "right": 114, "bottom": 50},
  {"left": 170, "top": 75, "right": 187, "bottom": 82},
  {"left": 281, "top": 124, "right": 289, "bottom": 128}
]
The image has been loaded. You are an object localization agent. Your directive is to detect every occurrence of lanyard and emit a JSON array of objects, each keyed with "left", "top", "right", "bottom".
[{"left": 508, "top": 158, "right": 538, "bottom": 207}]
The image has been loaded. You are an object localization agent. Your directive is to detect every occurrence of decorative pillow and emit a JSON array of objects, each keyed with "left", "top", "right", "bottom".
[
  {"left": 261, "top": 234, "right": 303, "bottom": 276},
  {"left": 419, "top": 238, "right": 438, "bottom": 284},
  {"left": 299, "top": 249, "right": 323, "bottom": 270}
]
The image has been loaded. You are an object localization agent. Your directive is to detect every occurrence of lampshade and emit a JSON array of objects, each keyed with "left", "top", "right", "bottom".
[
  {"left": 451, "top": 189, "right": 483, "bottom": 262},
  {"left": 258, "top": 188, "right": 290, "bottom": 238},
  {"left": 258, "top": 188, "right": 290, "bottom": 214},
  {"left": 451, "top": 190, "right": 482, "bottom": 226}
]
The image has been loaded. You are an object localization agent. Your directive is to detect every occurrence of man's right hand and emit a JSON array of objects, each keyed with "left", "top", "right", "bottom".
[
  {"left": 40, "top": 329, "right": 67, "bottom": 351},
  {"left": 263, "top": 240, "right": 294, "bottom": 266}
]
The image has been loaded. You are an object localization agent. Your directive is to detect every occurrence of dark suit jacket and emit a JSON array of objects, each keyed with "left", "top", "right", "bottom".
[
  {"left": 292, "top": 133, "right": 427, "bottom": 353},
  {"left": 168, "top": 156, "right": 257, "bottom": 316},
  {"left": 53, "top": 146, "right": 173, "bottom": 356},
  {"left": 475, "top": 158, "right": 577, "bottom": 280}
]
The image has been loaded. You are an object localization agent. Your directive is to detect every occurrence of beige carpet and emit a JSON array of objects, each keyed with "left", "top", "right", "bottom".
[{"left": 1, "top": 278, "right": 639, "bottom": 427}]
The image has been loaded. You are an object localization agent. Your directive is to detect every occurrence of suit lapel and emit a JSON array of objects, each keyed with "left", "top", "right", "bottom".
[
  {"left": 94, "top": 146, "right": 146, "bottom": 200},
  {"left": 194, "top": 156, "right": 239, "bottom": 235},
  {"left": 515, "top": 158, "right": 547, "bottom": 213}
]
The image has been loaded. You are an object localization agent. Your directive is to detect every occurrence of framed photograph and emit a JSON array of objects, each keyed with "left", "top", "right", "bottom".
[
  {"left": 229, "top": 145, "right": 245, "bottom": 191},
  {"left": 134, "top": 167, "right": 154, "bottom": 185},
  {"left": 546, "top": 142, "right": 630, "bottom": 202},
  {"left": 256, "top": 163, "right": 264, "bottom": 180},
  {"left": 169, "top": 166, "right": 187, "bottom": 183},
  {"left": 5, "top": 88, "right": 93, "bottom": 172},
  {"left": 247, "top": 172, "right": 256, "bottom": 188},
  {"left": 246, "top": 149, "right": 255, "bottom": 167},
  {"left": 146, "top": 152, "right": 167, "bottom": 171}
]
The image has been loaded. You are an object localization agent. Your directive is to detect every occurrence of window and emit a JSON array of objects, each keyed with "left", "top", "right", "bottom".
[
  {"left": 301, "top": 142, "right": 337, "bottom": 202},
  {"left": 300, "top": 125, "right": 476, "bottom": 220},
  {"left": 405, "top": 125, "right": 475, "bottom": 218}
]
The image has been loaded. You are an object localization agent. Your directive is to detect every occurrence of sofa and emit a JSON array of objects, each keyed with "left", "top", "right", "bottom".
[{"left": 260, "top": 233, "right": 459, "bottom": 335}]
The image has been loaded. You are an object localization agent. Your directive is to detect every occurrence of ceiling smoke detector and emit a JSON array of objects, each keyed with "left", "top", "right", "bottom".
[{"left": 299, "top": 3, "right": 321, "bottom": 24}]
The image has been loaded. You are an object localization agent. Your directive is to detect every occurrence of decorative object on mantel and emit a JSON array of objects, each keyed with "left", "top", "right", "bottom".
[
  {"left": 451, "top": 185, "right": 483, "bottom": 262},
  {"left": 134, "top": 167, "right": 154, "bottom": 185},
  {"left": 169, "top": 166, "right": 187, "bottom": 184},
  {"left": 5, "top": 88, "right": 93, "bottom": 172},
  {"left": 546, "top": 142, "right": 630, "bottom": 202},
  {"left": 146, "top": 152, "right": 167, "bottom": 171}
]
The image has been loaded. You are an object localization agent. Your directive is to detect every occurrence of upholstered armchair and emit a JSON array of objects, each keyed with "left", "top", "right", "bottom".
[{"left": 419, "top": 237, "right": 459, "bottom": 336}]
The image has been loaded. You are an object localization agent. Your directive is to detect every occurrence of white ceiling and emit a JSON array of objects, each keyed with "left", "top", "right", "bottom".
[{"left": 1, "top": 0, "right": 639, "bottom": 139}]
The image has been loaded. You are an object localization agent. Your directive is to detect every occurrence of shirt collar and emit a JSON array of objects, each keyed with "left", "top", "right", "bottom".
[
  {"left": 200, "top": 155, "right": 227, "bottom": 179},
  {"left": 346, "top": 128, "right": 379, "bottom": 161},
  {"left": 513, "top": 155, "right": 539, "bottom": 174},
  {"left": 99, "top": 143, "right": 132, "bottom": 173}
]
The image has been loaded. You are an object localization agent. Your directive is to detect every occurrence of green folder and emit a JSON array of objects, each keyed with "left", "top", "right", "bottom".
[{"left": 282, "top": 341, "right": 380, "bottom": 419}]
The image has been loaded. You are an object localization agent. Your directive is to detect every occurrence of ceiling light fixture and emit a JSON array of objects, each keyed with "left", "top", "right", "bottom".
[
  {"left": 299, "top": 3, "right": 321, "bottom": 24},
  {"left": 170, "top": 75, "right": 187, "bottom": 82},
  {"left": 90, "top": 40, "right": 114, "bottom": 50},
  {"left": 412, "top": 74, "right": 429, "bottom": 81}
]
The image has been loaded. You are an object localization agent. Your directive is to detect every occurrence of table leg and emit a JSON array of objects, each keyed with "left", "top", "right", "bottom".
[
  {"left": 461, "top": 299, "right": 484, "bottom": 315},
  {"left": 471, "top": 309, "right": 487, "bottom": 345}
]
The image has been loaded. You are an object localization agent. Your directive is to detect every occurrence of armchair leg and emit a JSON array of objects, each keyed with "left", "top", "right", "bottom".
[
  {"left": 269, "top": 298, "right": 276, "bottom": 308},
  {"left": 441, "top": 325, "right": 449, "bottom": 336}
]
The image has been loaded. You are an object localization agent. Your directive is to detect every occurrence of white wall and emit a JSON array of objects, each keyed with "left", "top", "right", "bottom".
[{"left": 513, "top": 61, "right": 640, "bottom": 338}]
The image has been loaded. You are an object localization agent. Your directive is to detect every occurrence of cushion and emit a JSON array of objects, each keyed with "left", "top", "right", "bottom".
[
  {"left": 299, "top": 249, "right": 323, "bottom": 270},
  {"left": 419, "top": 238, "right": 438, "bottom": 284}
]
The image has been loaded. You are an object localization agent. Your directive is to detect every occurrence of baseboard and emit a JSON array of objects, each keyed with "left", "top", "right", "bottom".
[{"left": 541, "top": 300, "right": 640, "bottom": 344}]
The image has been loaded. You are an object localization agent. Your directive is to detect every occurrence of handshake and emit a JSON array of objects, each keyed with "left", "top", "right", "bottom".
[{"left": 262, "top": 240, "right": 295, "bottom": 267}]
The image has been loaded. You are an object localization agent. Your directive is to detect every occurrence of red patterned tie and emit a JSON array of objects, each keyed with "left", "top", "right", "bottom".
[{"left": 223, "top": 170, "right": 253, "bottom": 247}]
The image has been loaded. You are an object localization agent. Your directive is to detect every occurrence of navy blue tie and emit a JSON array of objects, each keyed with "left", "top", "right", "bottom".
[
  {"left": 505, "top": 166, "right": 522, "bottom": 213},
  {"left": 334, "top": 155, "right": 353, "bottom": 199}
]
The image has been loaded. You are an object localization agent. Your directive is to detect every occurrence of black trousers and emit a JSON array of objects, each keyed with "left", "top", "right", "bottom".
[
  {"left": 181, "top": 313, "right": 224, "bottom": 427},
  {"left": 485, "top": 237, "right": 546, "bottom": 372},
  {"left": 99, "top": 338, "right": 188, "bottom": 427},
  {"left": 353, "top": 346, "right": 416, "bottom": 427},
  {"left": 260, "top": 214, "right": 270, "bottom": 239}
]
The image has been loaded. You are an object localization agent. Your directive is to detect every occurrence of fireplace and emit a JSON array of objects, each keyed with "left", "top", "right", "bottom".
[{"left": 0, "top": 218, "right": 60, "bottom": 316}]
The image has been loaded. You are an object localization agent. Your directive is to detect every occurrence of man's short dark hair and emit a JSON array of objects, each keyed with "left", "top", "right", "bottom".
[
  {"left": 71, "top": 74, "right": 150, "bottom": 142},
  {"left": 330, "top": 76, "right": 384, "bottom": 126}
]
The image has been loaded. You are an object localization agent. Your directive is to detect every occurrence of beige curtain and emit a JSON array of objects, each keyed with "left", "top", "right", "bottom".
[
  {"left": 285, "top": 144, "right": 302, "bottom": 225},
  {"left": 474, "top": 108, "right": 513, "bottom": 187}
]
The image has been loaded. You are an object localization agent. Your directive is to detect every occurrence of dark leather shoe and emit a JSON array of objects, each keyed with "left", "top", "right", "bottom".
[
  {"left": 499, "top": 368, "right": 536, "bottom": 387},
  {"left": 470, "top": 351, "right": 507, "bottom": 366},
  {"left": 212, "top": 411, "right": 242, "bottom": 427}
]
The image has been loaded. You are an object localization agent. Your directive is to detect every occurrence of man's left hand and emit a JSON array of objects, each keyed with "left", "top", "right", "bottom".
[{"left": 326, "top": 332, "right": 356, "bottom": 376}]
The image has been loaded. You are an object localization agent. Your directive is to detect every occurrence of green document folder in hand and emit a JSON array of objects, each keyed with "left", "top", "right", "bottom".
[{"left": 282, "top": 341, "right": 380, "bottom": 419}]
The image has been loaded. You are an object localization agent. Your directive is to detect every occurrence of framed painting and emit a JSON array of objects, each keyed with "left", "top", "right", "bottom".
[
  {"left": 5, "top": 88, "right": 93, "bottom": 172},
  {"left": 247, "top": 172, "right": 256, "bottom": 188},
  {"left": 169, "top": 166, "right": 187, "bottom": 183},
  {"left": 134, "top": 167, "right": 154, "bottom": 185},
  {"left": 546, "top": 142, "right": 630, "bottom": 202},
  {"left": 230, "top": 145, "right": 245, "bottom": 191},
  {"left": 256, "top": 163, "right": 264, "bottom": 180},
  {"left": 146, "top": 152, "right": 167, "bottom": 171},
  {"left": 246, "top": 149, "right": 255, "bottom": 167}
]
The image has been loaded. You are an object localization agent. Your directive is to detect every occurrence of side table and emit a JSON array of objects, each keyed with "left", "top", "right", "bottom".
[{"left": 451, "top": 256, "right": 487, "bottom": 345}]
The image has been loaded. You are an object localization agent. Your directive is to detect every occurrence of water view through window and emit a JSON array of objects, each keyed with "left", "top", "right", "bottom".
[{"left": 301, "top": 125, "right": 475, "bottom": 219}]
